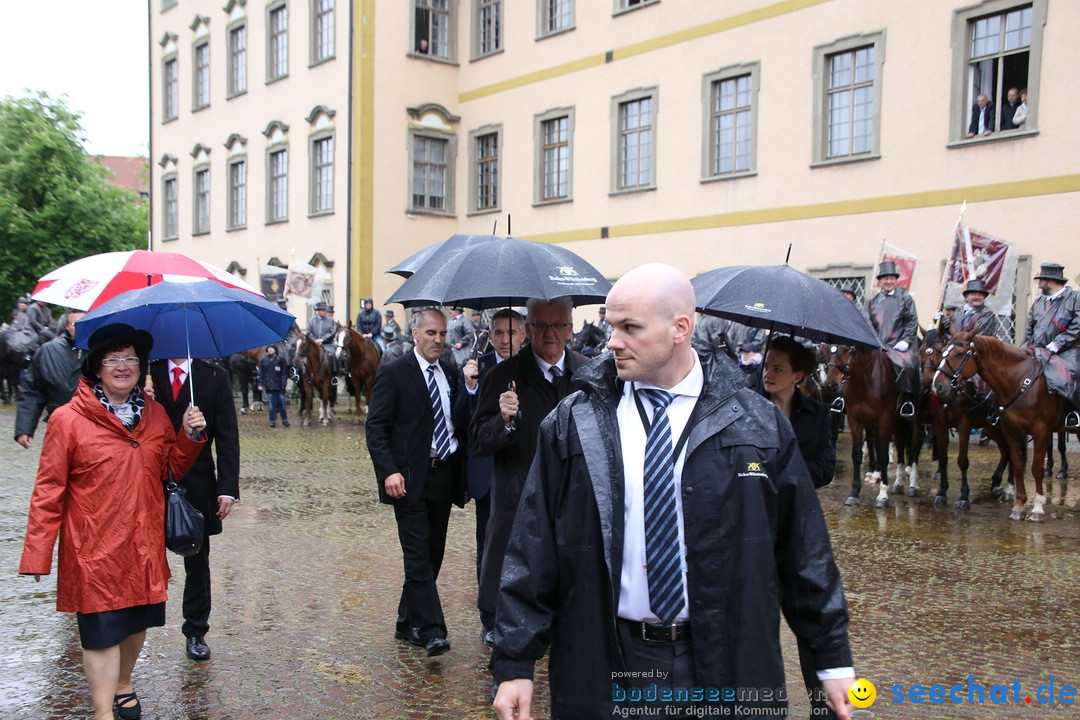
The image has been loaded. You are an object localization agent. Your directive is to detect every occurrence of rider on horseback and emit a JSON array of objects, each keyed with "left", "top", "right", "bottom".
[
  {"left": 308, "top": 301, "right": 341, "bottom": 382},
  {"left": 1022, "top": 262, "right": 1080, "bottom": 429},
  {"left": 867, "top": 260, "right": 920, "bottom": 418},
  {"left": 355, "top": 297, "right": 382, "bottom": 340}
]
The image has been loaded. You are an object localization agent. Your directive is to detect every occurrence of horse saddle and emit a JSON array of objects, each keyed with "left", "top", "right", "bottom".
[{"left": 1031, "top": 347, "right": 1080, "bottom": 407}]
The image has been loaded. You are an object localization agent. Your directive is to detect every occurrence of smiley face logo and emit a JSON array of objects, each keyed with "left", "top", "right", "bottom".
[{"left": 848, "top": 678, "right": 876, "bottom": 709}]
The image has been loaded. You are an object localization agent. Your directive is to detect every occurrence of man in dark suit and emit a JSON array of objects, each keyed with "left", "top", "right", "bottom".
[
  {"left": 149, "top": 357, "right": 240, "bottom": 661},
  {"left": 455, "top": 308, "right": 525, "bottom": 646},
  {"left": 470, "top": 297, "right": 588, "bottom": 650},
  {"left": 366, "top": 308, "right": 469, "bottom": 657},
  {"left": 967, "top": 92, "right": 995, "bottom": 137}
]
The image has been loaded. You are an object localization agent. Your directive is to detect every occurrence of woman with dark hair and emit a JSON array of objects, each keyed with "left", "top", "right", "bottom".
[
  {"left": 20, "top": 323, "right": 206, "bottom": 720},
  {"left": 762, "top": 335, "right": 835, "bottom": 488}
]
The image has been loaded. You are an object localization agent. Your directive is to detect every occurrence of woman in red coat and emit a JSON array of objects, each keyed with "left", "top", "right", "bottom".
[{"left": 20, "top": 324, "right": 206, "bottom": 720}]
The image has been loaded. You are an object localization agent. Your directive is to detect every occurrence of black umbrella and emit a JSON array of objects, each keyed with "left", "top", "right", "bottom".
[
  {"left": 692, "top": 264, "right": 882, "bottom": 348},
  {"left": 386, "top": 236, "right": 611, "bottom": 310},
  {"left": 386, "top": 233, "right": 501, "bottom": 278}
]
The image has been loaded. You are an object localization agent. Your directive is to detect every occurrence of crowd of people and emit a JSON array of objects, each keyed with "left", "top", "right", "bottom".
[{"left": 11, "top": 253, "right": 1080, "bottom": 718}]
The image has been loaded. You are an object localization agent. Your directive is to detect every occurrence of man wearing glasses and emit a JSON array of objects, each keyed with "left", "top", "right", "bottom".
[{"left": 470, "top": 298, "right": 588, "bottom": 654}]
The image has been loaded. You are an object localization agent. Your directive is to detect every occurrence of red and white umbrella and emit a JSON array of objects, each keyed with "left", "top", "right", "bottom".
[{"left": 32, "top": 250, "right": 262, "bottom": 311}]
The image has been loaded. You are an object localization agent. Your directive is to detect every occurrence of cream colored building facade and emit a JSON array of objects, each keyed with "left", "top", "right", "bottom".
[{"left": 152, "top": 0, "right": 1080, "bottom": 337}]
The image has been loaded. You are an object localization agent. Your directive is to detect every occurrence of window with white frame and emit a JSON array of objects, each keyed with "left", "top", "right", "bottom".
[
  {"left": 311, "top": 0, "right": 335, "bottom": 64},
  {"left": 612, "top": 89, "right": 657, "bottom": 192},
  {"left": 471, "top": 128, "right": 500, "bottom": 212},
  {"left": 539, "top": 0, "right": 573, "bottom": 37},
  {"left": 615, "top": 0, "right": 658, "bottom": 13},
  {"left": 193, "top": 167, "right": 211, "bottom": 234},
  {"left": 412, "top": 135, "right": 449, "bottom": 211},
  {"left": 268, "top": 147, "right": 289, "bottom": 222},
  {"left": 812, "top": 31, "right": 884, "bottom": 165},
  {"left": 536, "top": 109, "right": 572, "bottom": 203},
  {"left": 475, "top": 0, "right": 502, "bottom": 57},
  {"left": 703, "top": 64, "right": 758, "bottom": 179},
  {"left": 268, "top": 3, "right": 289, "bottom": 81},
  {"left": 952, "top": 0, "right": 1044, "bottom": 141},
  {"left": 414, "top": 0, "right": 452, "bottom": 59},
  {"left": 193, "top": 41, "right": 211, "bottom": 110},
  {"left": 163, "top": 175, "right": 178, "bottom": 239},
  {"left": 163, "top": 56, "right": 179, "bottom": 121},
  {"left": 228, "top": 158, "right": 247, "bottom": 229},
  {"left": 310, "top": 135, "right": 334, "bottom": 214},
  {"left": 228, "top": 24, "right": 247, "bottom": 96}
]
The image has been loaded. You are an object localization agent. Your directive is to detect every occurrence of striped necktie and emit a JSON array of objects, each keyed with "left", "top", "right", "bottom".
[
  {"left": 640, "top": 388, "right": 684, "bottom": 624},
  {"left": 427, "top": 364, "right": 452, "bottom": 460}
]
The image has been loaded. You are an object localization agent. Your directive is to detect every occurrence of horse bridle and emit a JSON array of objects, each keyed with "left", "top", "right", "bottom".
[{"left": 937, "top": 340, "right": 1042, "bottom": 425}]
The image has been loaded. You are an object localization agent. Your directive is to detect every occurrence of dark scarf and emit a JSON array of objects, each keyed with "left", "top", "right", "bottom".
[{"left": 93, "top": 382, "right": 145, "bottom": 431}]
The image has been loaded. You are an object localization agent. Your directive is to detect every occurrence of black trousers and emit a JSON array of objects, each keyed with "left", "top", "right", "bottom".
[
  {"left": 393, "top": 462, "right": 454, "bottom": 643},
  {"left": 474, "top": 491, "right": 490, "bottom": 582},
  {"left": 182, "top": 535, "right": 211, "bottom": 638}
]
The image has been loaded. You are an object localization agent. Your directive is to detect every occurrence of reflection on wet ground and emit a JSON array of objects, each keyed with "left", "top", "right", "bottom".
[{"left": 1, "top": 403, "right": 1076, "bottom": 718}]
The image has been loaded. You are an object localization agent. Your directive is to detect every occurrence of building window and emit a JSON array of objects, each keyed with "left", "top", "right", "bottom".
[
  {"left": 268, "top": 148, "right": 289, "bottom": 222},
  {"left": 311, "top": 0, "right": 335, "bottom": 64},
  {"left": 535, "top": 109, "right": 573, "bottom": 204},
  {"left": 163, "top": 57, "right": 179, "bottom": 121},
  {"left": 162, "top": 176, "right": 178, "bottom": 239},
  {"left": 612, "top": 89, "right": 657, "bottom": 192},
  {"left": 475, "top": 0, "right": 502, "bottom": 57},
  {"left": 414, "top": 0, "right": 452, "bottom": 59},
  {"left": 268, "top": 3, "right": 289, "bottom": 81},
  {"left": 703, "top": 64, "right": 758, "bottom": 179},
  {"left": 615, "top": 0, "right": 658, "bottom": 14},
  {"left": 162, "top": 0, "right": 178, "bottom": 10},
  {"left": 469, "top": 127, "right": 500, "bottom": 213},
  {"left": 412, "top": 135, "right": 449, "bottom": 211},
  {"left": 952, "top": 0, "right": 1045, "bottom": 142},
  {"left": 812, "top": 31, "right": 885, "bottom": 165},
  {"left": 310, "top": 135, "right": 334, "bottom": 214},
  {"left": 193, "top": 41, "right": 211, "bottom": 110},
  {"left": 539, "top": 0, "right": 573, "bottom": 37},
  {"left": 228, "top": 24, "right": 247, "bottom": 96},
  {"left": 193, "top": 167, "right": 211, "bottom": 234},
  {"left": 228, "top": 158, "right": 247, "bottom": 230}
]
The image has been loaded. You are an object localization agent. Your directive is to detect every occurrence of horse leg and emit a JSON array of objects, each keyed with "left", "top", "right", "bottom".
[
  {"left": 1028, "top": 428, "right": 1049, "bottom": 522},
  {"left": 875, "top": 419, "right": 893, "bottom": 508},
  {"left": 906, "top": 418, "right": 921, "bottom": 497},
  {"left": 1055, "top": 431, "right": 1068, "bottom": 479},
  {"left": 864, "top": 425, "right": 881, "bottom": 485},
  {"left": 302, "top": 380, "right": 313, "bottom": 427},
  {"left": 933, "top": 415, "right": 951, "bottom": 507},
  {"left": 955, "top": 421, "right": 972, "bottom": 510},
  {"left": 845, "top": 421, "right": 865, "bottom": 506}
]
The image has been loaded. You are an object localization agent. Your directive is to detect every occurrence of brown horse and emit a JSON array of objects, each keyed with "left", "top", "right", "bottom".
[
  {"left": 824, "top": 344, "right": 922, "bottom": 507},
  {"left": 933, "top": 331, "right": 1075, "bottom": 521},
  {"left": 336, "top": 326, "right": 379, "bottom": 417},
  {"left": 296, "top": 333, "right": 333, "bottom": 426},
  {"left": 918, "top": 334, "right": 1012, "bottom": 509}
]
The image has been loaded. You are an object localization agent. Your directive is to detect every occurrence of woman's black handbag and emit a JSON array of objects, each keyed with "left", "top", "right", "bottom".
[{"left": 163, "top": 471, "right": 204, "bottom": 557}]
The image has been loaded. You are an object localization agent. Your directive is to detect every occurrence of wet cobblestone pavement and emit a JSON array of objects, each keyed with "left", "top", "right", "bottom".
[{"left": 2, "top": 400, "right": 1078, "bottom": 719}]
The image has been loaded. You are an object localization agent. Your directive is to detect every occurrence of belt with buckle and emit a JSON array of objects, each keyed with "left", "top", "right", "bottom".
[
  {"left": 429, "top": 457, "right": 449, "bottom": 469},
  {"left": 620, "top": 618, "right": 690, "bottom": 643}
]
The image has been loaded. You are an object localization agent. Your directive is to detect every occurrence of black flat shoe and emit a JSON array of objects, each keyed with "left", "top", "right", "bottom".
[
  {"left": 425, "top": 636, "right": 450, "bottom": 657},
  {"left": 114, "top": 691, "right": 141, "bottom": 720},
  {"left": 186, "top": 635, "right": 210, "bottom": 660},
  {"left": 394, "top": 626, "right": 423, "bottom": 646}
]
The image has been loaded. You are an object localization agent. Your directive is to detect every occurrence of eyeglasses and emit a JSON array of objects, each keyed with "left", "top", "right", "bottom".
[
  {"left": 100, "top": 356, "right": 141, "bottom": 367},
  {"left": 528, "top": 322, "right": 570, "bottom": 333}
]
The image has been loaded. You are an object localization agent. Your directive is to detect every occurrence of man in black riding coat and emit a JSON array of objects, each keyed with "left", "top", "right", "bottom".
[{"left": 15, "top": 309, "right": 85, "bottom": 448}]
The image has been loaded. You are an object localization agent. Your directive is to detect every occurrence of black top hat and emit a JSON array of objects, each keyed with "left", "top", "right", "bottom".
[
  {"left": 838, "top": 284, "right": 857, "bottom": 296},
  {"left": 384, "top": 309, "right": 394, "bottom": 316},
  {"left": 876, "top": 260, "right": 901, "bottom": 279},
  {"left": 314, "top": 301, "right": 329, "bottom": 311},
  {"left": 451, "top": 305, "right": 464, "bottom": 312},
  {"left": 17, "top": 296, "right": 30, "bottom": 305},
  {"left": 82, "top": 323, "right": 154, "bottom": 380},
  {"left": 381, "top": 325, "right": 396, "bottom": 339},
  {"left": 598, "top": 306, "right": 607, "bottom": 313},
  {"left": 963, "top": 279, "right": 989, "bottom": 296},
  {"left": 1034, "top": 263, "right": 1067, "bottom": 283},
  {"left": 327, "top": 306, "right": 335, "bottom": 313}
]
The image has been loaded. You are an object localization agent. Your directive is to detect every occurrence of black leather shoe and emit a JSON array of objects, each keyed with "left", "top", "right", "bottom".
[
  {"left": 394, "top": 626, "right": 423, "bottom": 646},
  {"left": 186, "top": 635, "right": 210, "bottom": 660},
  {"left": 481, "top": 628, "right": 495, "bottom": 648},
  {"left": 425, "top": 636, "right": 450, "bottom": 657},
  {"left": 114, "top": 691, "right": 141, "bottom": 720}
]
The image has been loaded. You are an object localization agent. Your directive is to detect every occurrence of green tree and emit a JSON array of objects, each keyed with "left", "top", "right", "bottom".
[{"left": 0, "top": 92, "right": 147, "bottom": 311}]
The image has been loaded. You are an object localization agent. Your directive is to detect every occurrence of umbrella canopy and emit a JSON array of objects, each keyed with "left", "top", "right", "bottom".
[
  {"left": 387, "top": 233, "right": 500, "bottom": 278},
  {"left": 33, "top": 250, "right": 261, "bottom": 311},
  {"left": 692, "top": 264, "right": 882, "bottom": 348},
  {"left": 386, "top": 235, "right": 611, "bottom": 309},
  {"left": 75, "top": 280, "right": 295, "bottom": 360}
]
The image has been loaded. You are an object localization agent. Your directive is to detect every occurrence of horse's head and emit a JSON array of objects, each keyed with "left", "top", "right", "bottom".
[
  {"left": 822, "top": 344, "right": 855, "bottom": 392},
  {"left": 918, "top": 335, "right": 946, "bottom": 392},
  {"left": 934, "top": 331, "right": 979, "bottom": 397}
]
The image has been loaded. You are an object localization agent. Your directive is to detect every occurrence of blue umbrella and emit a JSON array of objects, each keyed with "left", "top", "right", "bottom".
[{"left": 76, "top": 280, "right": 296, "bottom": 361}]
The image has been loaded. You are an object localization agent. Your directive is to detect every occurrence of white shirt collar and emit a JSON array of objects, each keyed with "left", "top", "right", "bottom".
[
  {"left": 413, "top": 347, "right": 440, "bottom": 370},
  {"left": 629, "top": 354, "right": 704, "bottom": 400},
  {"left": 534, "top": 351, "right": 566, "bottom": 377},
  {"left": 168, "top": 359, "right": 190, "bottom": 374}
]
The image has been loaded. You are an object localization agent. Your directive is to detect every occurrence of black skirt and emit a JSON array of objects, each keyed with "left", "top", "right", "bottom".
[{"left": 76, "top": 602, "right": 166, "bottom": 650}]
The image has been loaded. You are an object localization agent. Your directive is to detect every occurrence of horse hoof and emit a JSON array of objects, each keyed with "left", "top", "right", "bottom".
[
  {"left": 954, "top": 500, "right": 971, "bottom": 511},
  {"left": 1008, "top": 509, "right": 1023, "bottom": 521},
  {"left": 991, "top": 486, "right": 1005, "bottom": 500},
  {"left": 874, "top": 498, "right": 888, "bottom": 509},
  {"left": 844, "top": 496, "right": 860, "bottom": 507},
  {"left": 1027, "top": 512, "right": 1045, "bottom": 523},
  {"left": 1044, "top": 468, "right": 1052, "bottom": 478},
  {"left": 889, "top": 482, "right": 903, "bottom": 495},
  {"left": 933, "top": 495, "right": 947, "bottom": 507},
  {"left": 1055, "top": 469, "right": 1068, "bottom": 480},
  {"left": 907, "top": 488, "right": 919, "bottom": 498},
  {"left": 303, "top": 420, "right": 311, "bottom": 427},
  {"left": 239, "top": 408, "right": 247, "bottom": 415}
]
